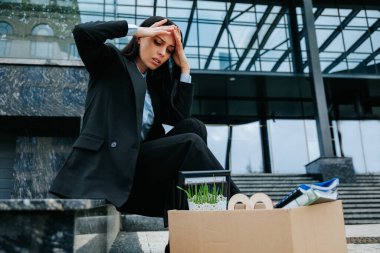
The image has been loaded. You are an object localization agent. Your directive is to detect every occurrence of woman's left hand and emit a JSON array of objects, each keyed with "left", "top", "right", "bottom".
[{"left": 172, "top": 26, "right": 190, "bottom": 75}]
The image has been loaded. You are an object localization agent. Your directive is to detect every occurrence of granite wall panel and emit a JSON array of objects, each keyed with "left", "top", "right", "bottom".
[
  {"left": 12, "top": 136, "right": 75, "bottom": 199},
  {"left": 0, "top": 64, "right": 88, "bottom": 116}
]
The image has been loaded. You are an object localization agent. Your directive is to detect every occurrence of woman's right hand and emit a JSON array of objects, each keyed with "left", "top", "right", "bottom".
[{"left": 134, "top": 19, "right": 175, "bottom": 38}]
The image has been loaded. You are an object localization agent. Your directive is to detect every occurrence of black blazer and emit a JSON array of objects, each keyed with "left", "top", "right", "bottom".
[{"left": 49, "top": 21, "right": 193, "bottom": 207}]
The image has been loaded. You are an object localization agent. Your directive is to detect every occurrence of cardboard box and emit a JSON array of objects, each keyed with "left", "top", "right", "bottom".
[{"left": 168, "top": 200, "right": 347, "bottom": 253}]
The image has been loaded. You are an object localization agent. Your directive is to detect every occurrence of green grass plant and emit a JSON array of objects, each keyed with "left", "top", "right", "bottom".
[{"left": 177, "top": 182, "right": 225, "bottom": 205}]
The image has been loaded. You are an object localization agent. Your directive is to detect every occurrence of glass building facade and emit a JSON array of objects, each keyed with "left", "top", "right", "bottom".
[{"left": 0, "top": 0, "right": 379, "bottom": 175}]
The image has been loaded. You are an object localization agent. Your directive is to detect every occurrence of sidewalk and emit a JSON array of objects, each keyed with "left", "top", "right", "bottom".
[
  {"left": 346, "top": 224, "right": 380, "bottom": 253},
  {"left": 109, "top": 224, "right": 380, "bottom": 253}
]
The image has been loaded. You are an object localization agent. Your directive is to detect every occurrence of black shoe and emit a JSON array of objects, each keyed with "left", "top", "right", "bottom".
[{"left": 165, "top": 242, "right": 170, "bottom": 253}]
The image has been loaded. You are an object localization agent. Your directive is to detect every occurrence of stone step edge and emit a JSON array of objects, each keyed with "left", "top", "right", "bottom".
[{"left": 347, "top": 237, "right": 380, "bottom": 244}]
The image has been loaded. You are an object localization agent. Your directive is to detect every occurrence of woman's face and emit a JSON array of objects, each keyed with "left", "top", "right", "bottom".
[{"left": 137, "top": 32, "right": 175, "bottom": 72}]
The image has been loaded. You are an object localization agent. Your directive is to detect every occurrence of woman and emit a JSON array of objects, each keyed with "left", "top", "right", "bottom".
[{"left": 50, "top": 16, "right": 239, "bottom": 252}]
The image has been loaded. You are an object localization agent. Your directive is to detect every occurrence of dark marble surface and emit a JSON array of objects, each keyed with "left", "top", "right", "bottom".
[
  {"left": 306, "top": 157, "right": 356, "bottom": 183},
  {"left": 0, "top": 203, "right": 120, "bottom": 253},
  {"left": 0, "top": 65, "right": 87, "bottom": 116},
  {"left": 0, "top": 211, "right": 75, "bottom": 253},
  {"left": 12, "top": 136, "right": 75, "bottom": 199},
  {"left": 0, "top": 199, "right": 106, "bottom": 211}
]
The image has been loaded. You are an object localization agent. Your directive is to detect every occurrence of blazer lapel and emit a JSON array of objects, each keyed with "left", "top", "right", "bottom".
[{"left": 122, "top": 58, "right": 147, "bottom": 135}]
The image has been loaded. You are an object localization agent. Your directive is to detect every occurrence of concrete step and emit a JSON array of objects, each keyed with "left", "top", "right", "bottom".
[
  {"left": 346, "top": 220, "right": 380, "bottom": 225},
  {"left": 75, "top": 234, "right": 107, "bottom": 253},
  {"left": 339, "top": 191, "right": 380, "bottom": 195},
  {"left": 232, "top": 173, "right": 314, "bottom": 177},
  {"left": 237, "top": 187, "right": 380, "bottom": 194},
  {"left": 343, "top": 209, "right": 380, "bottom": 214},
  {"left": 109, "top": 227, "right": 380, "bottom": 253},
  {"left": 236, "top": 183, "right": 380, "bottom": 188},
  {"left": 339, "top": 187, "right": 380, "bottom": 190},
  {"left": 343, "top": 203, "right": 380, "bottom": 208},
  {"left": 349, "top": 184, "right": 380, "bottom": 187},
  {"left": 237, "top": 193, "right": 380, "bottom": 199},
  {"left": 232, "top": 178, "right": 316, "bottom": 182},
  {"left": 351, "top": 178, "right": 380, "bottom": 182},
  {"left": 343, "top": 199, "right": 380, "bottom": 204},
  {"left": 235, "top": 182, "right": 314, "bottom": 189},
  {"left": 76, "top": 216, "right": 108, "bottom": 234},
  {"left": 338, "top": 195, "right": 380, "bottom": 199},
  {"left": 234, "top": 180, "right": 380, "bottom": 188},
  {"left": 232, "top": 179, "right": 315, "bottom": 183},
  {"left": 121, "top": 214, "right": 166, "bottom": 232},
  {"left": 232, "top": 176, "right": 315, "bottom": 180},
  {"left": 228, "top": 174, "right": 379, "bottom": 226},
  {"left": 235, "top": 182, "right": 379, "bottom": 187},
  {"left": 355, "top": 174, "right": 380, "bottom": 178},
  {"left": 109, "top": 231, "right": 168, "bottom": 253},
  {"left": 344, "top": 213, "right": 380, "bottom": 219}
]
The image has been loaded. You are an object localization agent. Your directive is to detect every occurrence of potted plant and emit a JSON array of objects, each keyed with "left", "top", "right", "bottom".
[{"left": 177, "top": 182, "right": 227, "bottom": 211}]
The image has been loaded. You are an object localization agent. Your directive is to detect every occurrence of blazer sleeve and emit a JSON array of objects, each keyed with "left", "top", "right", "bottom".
[
  {"left": 162, "top": 80, "right": 194, "bottom": 125},
  {"left": 73, "top": 20, "right": 129, "bottom": 76}
]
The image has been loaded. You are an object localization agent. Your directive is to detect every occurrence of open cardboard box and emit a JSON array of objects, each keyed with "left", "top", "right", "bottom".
[{"left": 168, "top": 198, "right": 347, "bottom": 253}]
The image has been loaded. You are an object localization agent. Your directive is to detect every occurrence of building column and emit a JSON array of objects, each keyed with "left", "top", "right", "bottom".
[
  {"left": 301, "top": 0, "right": 355, "bottom": 182},
  {"left": 302, "top": 0, "right": 334, "bottom": 157},
  {"left": 287, "top": 0, "right": 303, "bottom": 74},
  {"left": 257, "top": 77, "right": 272, "bottom": 173}
]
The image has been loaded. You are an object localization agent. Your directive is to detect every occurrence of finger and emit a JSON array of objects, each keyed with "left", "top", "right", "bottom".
[
  {"left": 175, "top": 27, "right": 183, "bottom": 43},
  {"left": 160, "top": 25, "right": 175, "bottom": 32},
  {"left": 174, "top": 29, "right": 183, "bottom": 49},
  {"left": 151, "top": 18, "right": 167, "bottom": 28},
  {"left": 155, "top": 26, "right": 175, "bottom": 36},
  {"left": 153, "top": 25, "right": 175, "bottom": 35}
]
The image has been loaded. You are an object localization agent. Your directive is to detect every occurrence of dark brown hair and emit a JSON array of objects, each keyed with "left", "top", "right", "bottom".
[{"left": 122, "top": 16, "right": 183, "bottom": 95}]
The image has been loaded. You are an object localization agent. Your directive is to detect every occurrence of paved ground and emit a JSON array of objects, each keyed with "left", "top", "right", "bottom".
[
  {"left": 109, "top": 231, "right": 168, "bottom": 253},
  {"left": 109, "top": 224, "right": 380, "bottom": 253}
]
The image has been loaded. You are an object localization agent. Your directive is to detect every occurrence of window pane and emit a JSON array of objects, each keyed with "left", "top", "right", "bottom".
[
  {"left": 230, "top": 122, "right": 263, "bottom": 174},
  {"left": 335, "top": 120, "right": 366, "bottom": 173},
  {"left": 206, "top": 125, "right": 228, "bottom": 168},
  {"left": 268, "top": 120, "right": 318, "bottom": 173},
  {"left": 360, "top": 120, "right": 380, "bottom": 172}
]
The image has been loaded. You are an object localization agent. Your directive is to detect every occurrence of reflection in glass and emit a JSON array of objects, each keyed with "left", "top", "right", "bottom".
[
  {"left": 267, "top": 120, "right": 319, "bottom": 173},
  {"left": 333, "top": 120, "right": 380, "bottom": 173},
  {"left": 206, "top": 125, "right": 228, "bottom": 168},
  {"left": 32, "top": 24, "right": 54, "bottom": 36},
  {"left": 0, "top": 22, "right": 13, "bottom": 56},
  {"left": 31, "top": 41, "right": 53, "bottom": 58},
  {"left": 30, "top": 0, "right": 49, "bottom": 4},
  {"left": 0, "top": 22, "right": 13, "bottom": 35},
  {"left": 31, "top": 24, "right": 54, "bottom": 58},
  {"left": 230, "top": 122, "right": 263, "bottom": 174},
  {"left": 333, "top": 120, "right": 366, "bottom": 172},
  {"left": 359, "top": 120, "right": 380, "bottom": 172}
]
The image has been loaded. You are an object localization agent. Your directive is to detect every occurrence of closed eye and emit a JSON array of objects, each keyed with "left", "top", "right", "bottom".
[{"left": 154, "top": 39, "right": 162, "bottom": 46}]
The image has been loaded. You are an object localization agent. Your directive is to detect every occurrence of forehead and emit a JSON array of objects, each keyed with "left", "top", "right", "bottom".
[{"left": 156, "top": 33, "right": 175, "bottom": 47}]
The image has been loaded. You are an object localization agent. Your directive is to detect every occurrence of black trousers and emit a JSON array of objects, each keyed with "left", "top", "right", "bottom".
[{"left": 118, "top": 118, "right": 240, "bottom": 227}]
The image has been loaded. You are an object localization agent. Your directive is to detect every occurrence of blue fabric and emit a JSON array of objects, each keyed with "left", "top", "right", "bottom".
[
  {"left": 141, "top": 90, "right": 154, "bottom": 140},
  {"left": 137, "top": 62, "right": 192, "bottom": 140},
  {"left": 180, "top": 73, "right": 191, "bottom": 83}
]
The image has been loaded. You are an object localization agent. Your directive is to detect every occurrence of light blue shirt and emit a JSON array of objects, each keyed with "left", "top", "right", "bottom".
[{"left": 139, "top": 68, "right": 191, "bottom": 141}]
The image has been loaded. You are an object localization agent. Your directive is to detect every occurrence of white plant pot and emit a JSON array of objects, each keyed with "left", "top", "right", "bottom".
[{"left": 188, "top": 195, "right": 227, "bottom": 211}]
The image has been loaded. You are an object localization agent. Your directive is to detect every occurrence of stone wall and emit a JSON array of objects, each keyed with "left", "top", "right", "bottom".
[
  {"left": 0, "top": 64, "right": 87, "bottom": 116},
  {"left": 1, "top": 64, "right": 86, "bottom": 198}
]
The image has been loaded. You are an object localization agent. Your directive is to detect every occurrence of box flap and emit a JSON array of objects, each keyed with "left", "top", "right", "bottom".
[{"left": 289, "top": 201, "right": 347, "bottom": 253}]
